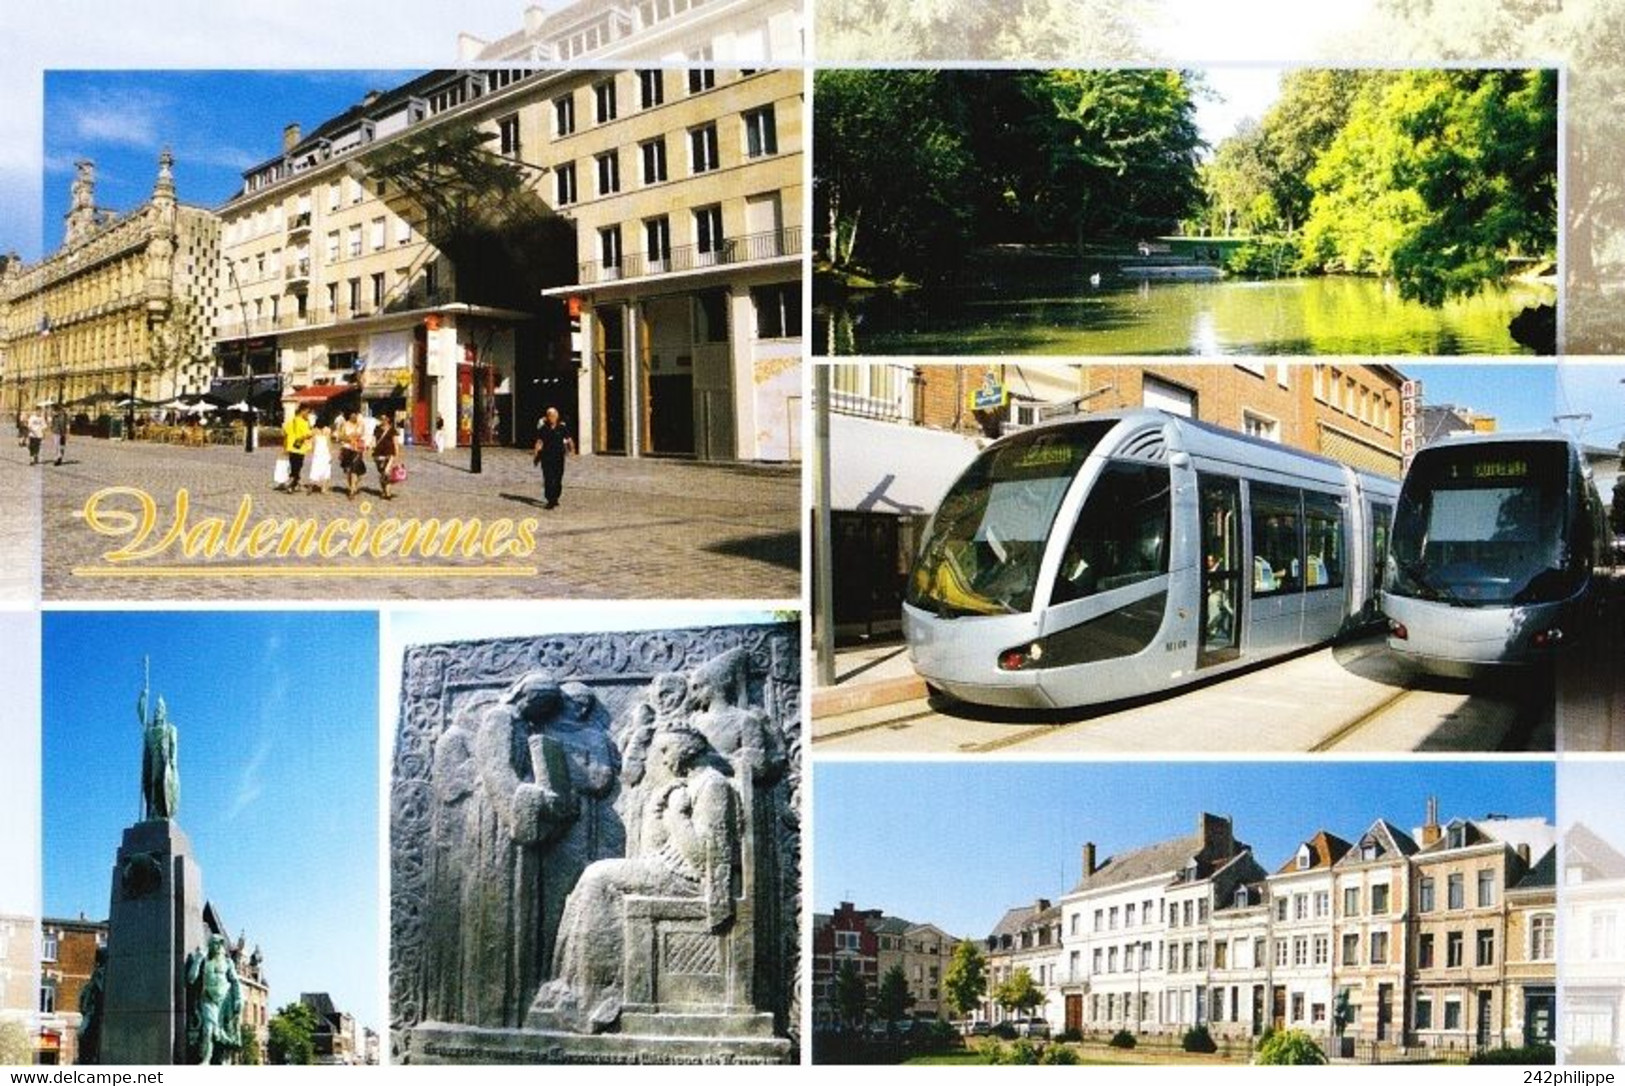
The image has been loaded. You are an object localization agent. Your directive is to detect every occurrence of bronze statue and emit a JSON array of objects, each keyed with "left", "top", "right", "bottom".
[
  {"left": 138, "top": 663, "right": 179, "bottom": 821},
  {"left": 184, "top": 934, "right": 242, "bottom": 1064}
]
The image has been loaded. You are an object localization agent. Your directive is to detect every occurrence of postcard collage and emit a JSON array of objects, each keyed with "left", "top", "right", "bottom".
[{"left": 1, "top": 0, "right": 1624, "bottom": 1074}]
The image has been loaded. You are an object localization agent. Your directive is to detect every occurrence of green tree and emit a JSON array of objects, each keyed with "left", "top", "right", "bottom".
[
  {"left": 992, "top": 967, "right": 1045, "bottom": 1017},
  {"left": 0, "top": 1019, "right": 31, "bottom": 1065},
  {"left": 875, "top": 964, "right": 916, "bottom": 1023},
  {"left": 1203, "top": 118, "right": 1276, "bottom": 235},
  {"left": 1257, "top": 1029, "right": 1328, "bottom": 1065},
  {"left": 267, "top": 1001, "right": 320, "bottom": 1065},
  {"left": 237, "top": 1026, "right": 262, "bottom": 1066},
  {"left": 1259, "top": 69, "right": 1379, "bottom": 234},
  {"left": 834, "top": 960, "right": 869, "bottom": 1029},
  {"left": 941, "top": 940, "right": 988, "bottom": 1019}
]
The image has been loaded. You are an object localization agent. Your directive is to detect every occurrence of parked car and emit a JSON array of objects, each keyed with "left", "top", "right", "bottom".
[
  {"left": 961, "top": 1019, "right": 992, "bottom": 1036},
  {"left": 1013, "top": 1017, "right": 1051, "bottom": 1039}
]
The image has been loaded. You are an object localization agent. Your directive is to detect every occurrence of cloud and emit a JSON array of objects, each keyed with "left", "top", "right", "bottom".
[
  {"left": 224, "top": 733, "right": 273, "bottom": 822},
  {"left": 58, "top": 87, "right": 171, "bottom": 149}
]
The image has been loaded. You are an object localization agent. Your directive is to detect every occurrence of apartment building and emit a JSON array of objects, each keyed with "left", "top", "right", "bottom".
[
  {"left": 1504, "top": 847, "right": 1556, "bottom": 1048},
  {"left": 1263, "top": 830, "right": 1350, "bottom": 1042},
  {"left": 983, "top": 899, "right": 1061, "bottom": 1026},
  {"left": 219, "top": 65, "right": 801, "bottom": 461},
  {"left": 1207, "top": 879, "right": 1272, "bottom": 1040},
  {"left": 1330, "top": 818, "right": 1418, "bottom": 1047},
  {"left": 35, "top": 917, "right": 104, "bottom": 1065},
  {"left": 1563, "top": 823, "right": 1625, "bottom": 1061},
  {"left": 459, "top": 0, "right": 804, "bottom": 65},
  {"left": 0, "top": 155, "right": 219, "bottom": 420}
]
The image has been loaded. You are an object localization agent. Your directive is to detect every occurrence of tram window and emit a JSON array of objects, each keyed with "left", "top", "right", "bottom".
[
  {"left": 1250, "top": 484, "right": 1301, "bottom": 596},
  {"left": 1052, "top": 461, "right": 1171, "bottom": 604},
  {"left": 1303, "top": 492, "right": 1344, "bottom": 590}
]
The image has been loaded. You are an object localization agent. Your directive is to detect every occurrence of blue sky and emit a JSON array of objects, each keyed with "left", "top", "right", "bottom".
[
  {"left": 43, "top": 610, "right": 380, "bottom": 1031},
  {"left": 813, "top": 761, "right": 1554, "bottom": 941},
  {"left": 1403, "top": 362, "right": 1625, "bottom": 450}
]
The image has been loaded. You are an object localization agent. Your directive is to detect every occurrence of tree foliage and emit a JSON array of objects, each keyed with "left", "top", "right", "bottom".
[
  {"left": 834, "top": 960, "right": 869, "bottom": 1029},
  {"left": 815, "top": 69, "right": 1204, "bottom": 279},
  {"left": 875, "top": 964, "right": 916, "bottom": 1022},
  {"left": 1256, "top": 1029, "right": 1327, "bottom": 1065},
  {"left": 992, "top": 967, "right": 1044, "bottom": 1016},
  {"left": 941, "top": 940, "right": 988, "bottom": 1018},
  {"left": 267, "top": 1001, "right": 320, "bottom": 1065}
]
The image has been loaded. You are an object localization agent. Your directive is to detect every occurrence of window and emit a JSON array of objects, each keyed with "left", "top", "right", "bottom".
[
  {"left": 556, "top": 163, "right": 577, "bottom": 206},
  {"left": 1291, "top": 994, "right": 1305, "bottom": 1022},
  {"left": 1478, "top": 869, "right": 1495, "bottom": 907},
  {"left": 1420, "top": 877, "right": 1435, "bottom": 913},
  {"left": 498, "top": 113, "right": 521, "bottom": 157},
  {"left": 396, "top": 217, "right": 412, "bottom": 245},
  {"left": 1303, "top": 491, "right": 1344, "bottom": 589},
  {"left": 1294, "top": 894, "right": 1308, "bottom": 920},
  {"left": 1369, "top": 931, "right": 1388, "bottom": 964},
  {"left": 1416, "top": 996, "right": 1433, "bottom": 1030},
  {"left": 1296, "top": 844, "right": 1312, "bottom": 870},
  {"left": 42, "top": 932, "right": 58, "bottom": 961},
  {"left": 593, "top": 78, "right": 617, "bottom": 123},
  {"left": 1183, "top": 901, "right": 1193, "bottom": 926},
  {"left": 744, "top": 105, "right": 778, "bottom": 157},
  {"left": 326, "top": 282, "right": 338, "bottom": 316},
  {"left": 350, "top": 176, "right": 364, "bottom": 204},
  {"left": 371, "top": 271, "right": 385, "bottom": 309},
  {"left": 645, "top": 216, "right": 671, "bottom": 267},
  {"left": 554, "top": 94, "right": 576, "bottom": 136},
  {"left": 1531, "top": 914, "right": 1555, "bottom": 961},
  {"left": 1094, "top": 909, "right": 1103, "bottom": 932},
  {"left": 1107, "top": 947, "right": 1118, "bottom": 973},
  {"left": 1476, "top": 928, "right": 1495, "bottom": 966},
  {"left": 40, "top": 979, "right": 55, "bottom": 1014},
  {"left": 1276, "top": 898, "right": 1289, "bottom": 922},
  {"left": 1092, "top": 949, "right": 1101, "bottom": 974},
  {"left": 1293, "top": 937, "right": 1307, "bottom": 966},
  {"left": 1214, "top": 941, "right": 1228, "bottom": 969},
  {"left": 1314, "top": 891, "right": 1330, "bottom": 918},
  {"left": 690, "top": 123, "right": 719, "bottom": 173},
  {"left": 596, "top": 151, "right": 620, "bottom": 196},
  {"left": 326, "top": 231, "right": 339, "bottom": 262},
  {"left": 599, "top": 225, "right": 622, "bottom": 271},
  {"left": 347, "top": 224, "right": 362, "bottom": 257},
  {"left": 1371, "top": 884, "right": 1390, "bottom": 914},
  {"left": 1447, "top": 931, "right": 1464, "bottom": 967},
  {"left": 1275, "top": 939, "right": 1288, "bottom": 967},
  {"left": 1343, "top": 887, "right": 1359, "bottom": 917},
  {"left": 1341, "top": 933, "right": 1358, "bottom": 966},
  {"left": 1109, "top": 906, "right": 1119, "bottom": 930},
  {"left": 1050, "top": 461, "right": 1171, "bottom": 605},
  {"left": 370, "top": 217, "right": 386, "bottom": 252},
  {"left": 688, "top": 67, "right": 716, "bottom": 93},
  {"left": 1242, "top": 410, "right": 1280, "bottom": 442},
  {"left": 1069, "top": 914, "right": 1080, "bottom": 936},
  {"left": 1448, "top": 873, "right": 1465, "bottom": 910},
  {"left": 1419, "top": 933, "right": 1434, "bottom": 968},
  {"left": 641, "top": 137, "right": 668, "bottom": 184},
  {"left": 638, "top": 69, "right": 664, "bottom": 108},
  {"left": 1126, "top": 903, "right": 1136, "bottom": 926},
  {"left": 1251, "top": 483, "right": 1301, "bottom": 596},
  {"left": 328, "top": 181, "right": 341, "bottom": 211},
  {"left": 835, "top": 930, "right": 859, "bottom": 951},
  {"left": 347, "top": 278, "right": 361, "bottom": 313},
  {"left": 1313, "top": 935, "right": 1328, "bottom": 965},
  {"left": 694, "top": 204, "right": 724, "bottom": 257},
  {"left": 1443, "top": 999, "right": 1462, "bottom": 1031}
]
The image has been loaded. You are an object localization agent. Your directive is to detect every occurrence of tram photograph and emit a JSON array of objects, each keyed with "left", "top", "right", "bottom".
[{"left": 809, "top": 362, "right": 1625, "bottom": 755}]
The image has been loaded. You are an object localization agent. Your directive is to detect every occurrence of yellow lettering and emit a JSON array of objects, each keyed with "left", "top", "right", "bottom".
[
  {"left": 182, "top": 516, "right": 227, "bottom": 558},
  {"left": 512, "top": 518, "right": 539, "bottom": 556},
  {"left": 484, "top": 520, "right": 513, "bottom": 556},
  {"left": 222, "top": 496, "right": 255, "bottom": 557},
  {"left": 246, "top": 519, "right": 281, "bottom": 558},
  {"left": 275, "top": 517, "right": 319, "bottom": 557},
  {"left": 370, "top": 519, "right": 403, "bottom": 557}
]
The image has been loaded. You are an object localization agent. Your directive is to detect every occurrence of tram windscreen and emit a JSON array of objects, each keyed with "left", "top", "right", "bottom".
[
  {"left": 907, "top": 421, "right": 1114, "bottom": 616},
  {"left": 1387, "top": 443, "right": 1576, "bottom": 606}
]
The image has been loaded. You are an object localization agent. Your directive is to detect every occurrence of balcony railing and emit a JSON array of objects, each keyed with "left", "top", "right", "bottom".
[
  {"left": 217, "top": 289, "right": 458, "bottom": 339},
  {"left": 576, "top": 225, "right": 801, "bottom": 286},
  {"left": 287, "top": 211, "right": 312, "bottom": 236},
  {"left": 285, "top": 258, "right": 311, "bottom": 284}
]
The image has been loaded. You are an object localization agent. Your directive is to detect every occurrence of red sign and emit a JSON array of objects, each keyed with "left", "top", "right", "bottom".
[{"left": 566, "top": 296, "right": 582, "bottom": 319}]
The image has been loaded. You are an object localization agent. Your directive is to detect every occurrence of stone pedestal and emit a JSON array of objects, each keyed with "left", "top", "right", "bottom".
[
  {"left": 100, "top": 819, "right": 205, "bottom": 1064},
  {"left": 408, "top": 1018, "right": 792, "bottom": 1064}
]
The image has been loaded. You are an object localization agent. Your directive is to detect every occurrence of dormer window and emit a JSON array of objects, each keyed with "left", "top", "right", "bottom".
[
  {"left": 1235, "top": 888, "right": 1249, "bottom": 908},
  {"left": 1360, "top": 836, "right": 1378, "bottom": 861},
  {"left": 1296, "top": 844, "right": 1312, "bottom": 870},
  {"left": 1446, "top": 821, "right": 1467, "bottom": 849}
]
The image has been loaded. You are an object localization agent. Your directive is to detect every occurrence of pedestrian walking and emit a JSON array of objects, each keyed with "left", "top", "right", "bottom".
[
  {"left": 307, "top": 420, "right": 334, "bottom": 494},
  {"left": 52, "top": 407, "right": 68, "bottom": 465},
  {"left": 25, "top": 409, "right": 46, "bottom": 465},
  {"left": 434, "top": 415, "right": 448, "bottom": 453},
  {"left": 281, "top": 403, "right": 314, "bottom": 492},
  {"left": 374, "top": 414, "right": 402, "bottom": 500},
  {"left": 338, "top": 409, "right": 367, "bottom": 500},
  {"left": 532, "top": 406, "right": 575, "bottom": 509}
]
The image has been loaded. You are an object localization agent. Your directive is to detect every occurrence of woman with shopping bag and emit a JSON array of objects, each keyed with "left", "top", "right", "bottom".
[{"left": 374, "top": 414, "right": 403, "bottom": 500}]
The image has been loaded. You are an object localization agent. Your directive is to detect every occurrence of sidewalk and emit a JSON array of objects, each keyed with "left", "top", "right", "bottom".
[{"left": 810, "top": 638, "right": 925, "bottom": 717}]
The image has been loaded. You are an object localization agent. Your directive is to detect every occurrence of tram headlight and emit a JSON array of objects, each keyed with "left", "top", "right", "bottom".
[
  {"left": 997, "top": 640, "right": 1045, "bottom": 671},
  {"left": 1389, "top": 620, "right": 1408, "bottom": 641},
  {"left": 1531, "top": 627, "right": 1564, "bottom": 648}
]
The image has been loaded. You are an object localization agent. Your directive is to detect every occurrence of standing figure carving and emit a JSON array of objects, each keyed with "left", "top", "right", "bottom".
[
  {"left": 139, "top": 681, "right": 179, "bottom": 821},
  {"left": 536, "top": 723, "right": 739, "bottom": 1032},
  {"left": 184, "top": 934, "right": 242, "bottom": 1065}
]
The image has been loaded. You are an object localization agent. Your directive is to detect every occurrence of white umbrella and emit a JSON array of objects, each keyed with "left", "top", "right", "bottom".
[{"left": 184, "top": 402, "right": 218, "bottom": 415}]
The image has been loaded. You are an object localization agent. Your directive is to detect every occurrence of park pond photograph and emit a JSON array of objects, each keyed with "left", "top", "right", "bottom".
[{"left": 813, "top": 67, "right": 1558, "bottom": 357}]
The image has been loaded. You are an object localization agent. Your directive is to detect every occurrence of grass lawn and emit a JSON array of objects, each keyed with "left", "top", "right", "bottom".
[{"left": 905, "top": 1040, "right": 1250, "bottom": 1066}]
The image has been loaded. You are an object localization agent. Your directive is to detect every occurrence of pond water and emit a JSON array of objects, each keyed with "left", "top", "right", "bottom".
[{"left": 814, "top": 271, "right": 1556, "bottom": 356}]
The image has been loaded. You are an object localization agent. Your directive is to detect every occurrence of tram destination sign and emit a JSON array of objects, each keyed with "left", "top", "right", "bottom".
[{"left": 1401, "top": 378, "right": 1423, "bottom": 473}]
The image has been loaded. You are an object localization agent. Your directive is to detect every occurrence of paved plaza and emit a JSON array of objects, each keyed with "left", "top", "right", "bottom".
[{"left": 23, "top": 436, "right": 799, "bottom": 601}]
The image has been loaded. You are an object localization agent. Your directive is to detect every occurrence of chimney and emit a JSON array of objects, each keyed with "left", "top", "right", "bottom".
[
  {"left": 1421, "top": 796, "right": 1442, "bottom": 848},
  {"left": 282, "top": 123, "right": 302, "bottom": 153},
  {"left": 1035, "top": 898, "right": 1050, "bottom": 913},
  {"left": 1200, "top": 812, "right": 1234, "bottom": 857},
  {"left": 1082, "top": 843, "right": 1096, "bottom": 877},
  {"left": 1516, "top": 843, "right": 1531, "bottom": 864}
]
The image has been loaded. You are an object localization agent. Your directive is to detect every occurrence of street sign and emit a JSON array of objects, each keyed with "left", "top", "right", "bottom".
[{"left": 970, "top": 371, "right": 1007, "bottom": 412}]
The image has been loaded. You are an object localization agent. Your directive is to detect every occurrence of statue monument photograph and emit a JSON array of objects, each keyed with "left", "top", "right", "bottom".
[{"left": 390, "top": 622, "right": 800, "bottom": 1064}]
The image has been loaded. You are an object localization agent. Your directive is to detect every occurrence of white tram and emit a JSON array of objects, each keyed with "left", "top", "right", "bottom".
[{"left": 903, "top": 410, "right": 1399, "bottom": 709}]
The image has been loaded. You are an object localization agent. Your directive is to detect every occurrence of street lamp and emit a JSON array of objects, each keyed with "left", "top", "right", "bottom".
[{"left": 223, "top": 256, "right": 256, "bottom": 452}]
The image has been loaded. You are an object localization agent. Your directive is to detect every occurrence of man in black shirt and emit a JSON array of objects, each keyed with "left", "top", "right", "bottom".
[{"left": 532, "top": 406, "right": 575, "bottom": 508}]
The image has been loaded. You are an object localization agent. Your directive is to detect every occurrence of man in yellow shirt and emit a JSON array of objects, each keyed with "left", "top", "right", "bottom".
[{"left": 281, "top": 404, "right": 314, "bottom": 492}]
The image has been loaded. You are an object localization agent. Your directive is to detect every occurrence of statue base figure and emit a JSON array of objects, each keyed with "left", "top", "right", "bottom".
[{"left": 404, "top": 1016, "right": 791, "bottom": 1065}]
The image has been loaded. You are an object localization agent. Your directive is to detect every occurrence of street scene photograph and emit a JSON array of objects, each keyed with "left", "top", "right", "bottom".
[
  {"left": 4, "top": 66, "right": 801, "bottom": 601},
  {"left": 810, "top": 361, "right": 1625, "bottom": 754},
  {"left": 812, "top": 761, "right": 1560, "bottom": 1066},
  {"left": 39, "top": 610, "right": 380, "bottom": 1065},
  {"left": 813, "top": 67, "right": 1557, "bottom": 357}
]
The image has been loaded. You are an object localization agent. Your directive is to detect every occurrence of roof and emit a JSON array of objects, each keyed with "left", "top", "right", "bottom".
[
  {"left": 1512, "top": 846, "right": 1557, "bottom": 891},
  {"left": 301, "top": 992, "right": 338, "bottom": 1018},
  {"left": 1067, "top": 832, "right": 1203, "bottom": 896},
  {"left": 988, "top": 902, "right": 1055, "bottom": 940},
  {"left": 1335, "top": 819, "right": 1419, "bottom": 867},
  {"left": 1274, "top": 830, "right": 1352, "bottom": 875},
  {"left": 1566, "top": 823, "right": 1625, "bottom": 881}
]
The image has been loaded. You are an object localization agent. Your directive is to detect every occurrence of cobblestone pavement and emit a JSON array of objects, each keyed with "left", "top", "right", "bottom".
[{"left": 31, "top": 437, "right": 800, "bottom": 601}]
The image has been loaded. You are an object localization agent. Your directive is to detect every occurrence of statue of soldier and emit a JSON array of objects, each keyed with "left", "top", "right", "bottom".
[
  {"left": 140, "top": 693, "right": 179, "bottom": 821},
  {"left": 184, "top": 934, "right": 243, "bottom": 1064}
]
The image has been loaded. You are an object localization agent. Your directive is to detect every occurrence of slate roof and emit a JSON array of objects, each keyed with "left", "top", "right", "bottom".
[
  {"left": 1335, "top": 819, "right": 1418, "bottom": 867},
  {"left": 1274, "top": 830, "right": 1352, "bottom": 875},
  {"left": 1566, "top": 823, "right": 1625, "bottom": 881},
  {"left": 1512, "top": 846, "right": 1557, "bottom": 891}
]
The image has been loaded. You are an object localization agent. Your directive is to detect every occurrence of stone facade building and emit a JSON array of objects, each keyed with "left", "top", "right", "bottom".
[
  {"left": 812, "top": 903, "right": 959, "bottom": 1029},
  {"left": 458, "top": 0, "right": 804, "bottom": 65},
  {"left": 35, "top": 917, "right": 104, "bottom": 1065},
  {"left": 0, "top": 156, "right": 219, "bottom": 422},
  {"left": 983, "top": 899, "right": 1060, "bottom": 1026}
]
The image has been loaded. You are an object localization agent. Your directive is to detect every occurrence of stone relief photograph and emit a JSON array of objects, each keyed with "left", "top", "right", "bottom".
[
  {"left": 387, "top": 613, "right": 800, "bottom": 1064},
  {"left": 38, "top": 610, "right": 382, "bottom": 1065}
]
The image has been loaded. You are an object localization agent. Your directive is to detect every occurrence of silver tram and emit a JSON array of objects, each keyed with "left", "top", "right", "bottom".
[
  {"left": 1382, "top": 431, "right": 1616, "bottom": 675},
  {"left": 903, "top": 410, "right": 1400, "bottom": 709}
]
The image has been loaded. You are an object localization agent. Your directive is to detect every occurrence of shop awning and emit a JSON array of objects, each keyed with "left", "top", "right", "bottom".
[
  {"left": 830, "top": 413, "right": 983, "bottom": 515},
  {"left": 285, "top": 383, "right": 357, "bottom": 404}
]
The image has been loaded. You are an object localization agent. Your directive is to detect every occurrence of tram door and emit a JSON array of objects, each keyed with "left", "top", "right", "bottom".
[{"left": 1199, "top": 475, "right": 1243, "bottom": 666}]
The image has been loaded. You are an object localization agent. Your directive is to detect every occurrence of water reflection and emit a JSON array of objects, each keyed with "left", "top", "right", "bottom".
[{"left": 815, "top": 273, "right": 1556, "bottom": 356}]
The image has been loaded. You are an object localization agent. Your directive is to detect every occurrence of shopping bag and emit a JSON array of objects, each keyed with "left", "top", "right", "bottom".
[{"left": 273, "top": 456, "right": 290, "bottom": 486}]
